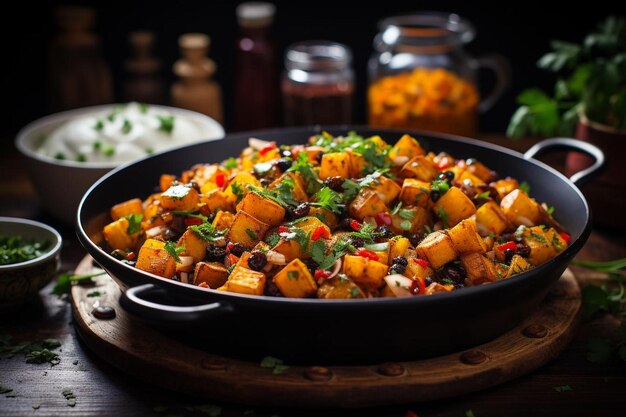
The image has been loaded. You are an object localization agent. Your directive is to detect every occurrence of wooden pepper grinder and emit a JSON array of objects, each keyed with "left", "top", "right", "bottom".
[
  {"left": 171, "top": 33, "right": 223, "bottom": 123},
  {"left": 123, "top": 31, "right": 165, "bottom": 104},
  {"left": 48, "top": 5, "right": 114, "bottom": 111}
]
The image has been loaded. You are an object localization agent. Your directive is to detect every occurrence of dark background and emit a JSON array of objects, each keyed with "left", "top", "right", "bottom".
[{"left": 3, "top": 1, "right": 623, "bottom": 142}]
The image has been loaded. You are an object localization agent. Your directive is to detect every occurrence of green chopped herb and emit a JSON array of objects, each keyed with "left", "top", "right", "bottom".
[
  {"left": 32, "top": 403, "right": 40, "bottom": 410},
  {"left": 351, "top": 136, "right": 391, "bottom": 174},
  {"left": 0, "top": 235, "right": 51, "bottom": 265},
  {"left": 124, "top": 213, "right": 143, "bottom": 234},
  {"left": 52, "top": 271, "right": 107, "bottom": 297},
  {"left": 465, "top": 410, "right": 476, "bottom": 417},
  {"left": 94, "top": 119, "right": 104, "bottom": 131},
  {"left": 223, "top": 157, "right": 238, "bottom": 169},
  {"left": 350, "top": 223, "right": 377, "bottom": 245},
  {"left": 102, "top": 145, "right": 115, "bottom": 157},
  {"left": 227, "top": 265, "right": 236, "bottom": 274},
  {"left": 190, "top": 222, "right": 225, "bottom": 243},
  {"left": 400, "top": 220, "right": 412, "bottom": 231},
  {"left": 245, "top": 228, "right": 259, "bottom": 241},
  {"left": 288, "top": 152, "right": 322, "bottom": 194},
  {"left": 260, "top": 356, "right": 289, "bottom": 374},
  {"left": 437, "top": 206, "right": 450, "bottom": 227},
  {"left": 248, "top": 179, "right": 297, "bottom": 208},
  {"left": 265, "top": 232, "right": 280, "bottom": 247},
  {"left": 399, "top": 209, "right": 415, "bottom": 220},
  {"left": 476, "top": 191, "right": 491, "bottom": 199},
  {"left": 519, "top": 181, "right": 531, "bottom": 194},
  {"left": 390, "top": 201, "right": 402, "bottom": 215},
  {"left": 54, "top": 152, "right": 65, "bottom": 160},
  {"left": 441, "top": 278, "right": 456, "bottom": 285},
  {"left": 349, "top": 287, "right": 361, "bottom": 298},
  {"left": 553, "top": 385, "right": 573, "bottom": 392},
  {"left": 86, "top": 291, "right": 103, "bottom": 297},
  {"left": 76, "top": 154, "right": 87, "bottom": 162},
  {"left": 311, "top": 187, "right": 343, "bottom": 215},
  {"left": 547, "top": 205, "right": 555, "bottom": 215},
  {"left": 145, "top": 147, "right": 154, "bottom": 154},
  {"left": 93, "top": 141, "right": 102, "bottom": 151},
  {"left": 430, "top": 179, "right": 450, "bottom": 194},
  {"left": 341, "top": 179, "right": 360, "bottom": 202},
  {"left": 26, "top": 348, "right": 60, "bottom": 365},
  {"left": 121, "top": 118, "right": 132, "bottom": 134},
  {"left": 164, "top": 241, "right": 184, "bottom": 263},
  {"left": 230, "top": 182, "right": 245, "bottom": 203},
  {"left": 139, "top": 102, "right": 149, "bottom": 114},
  {"left": 288, "top": 271, "right": 299, "bottom": 280},
  {"left": 157, "top": 114, "right": 175, "bottom": 133}
]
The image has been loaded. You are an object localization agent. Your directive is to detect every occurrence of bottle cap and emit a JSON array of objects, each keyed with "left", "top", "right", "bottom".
[
  {"left": 285, "top": 41, "right": 352, "bottom": 71},
  {"left": 236, "top": 2, "right": 276, "bottom": 28}
]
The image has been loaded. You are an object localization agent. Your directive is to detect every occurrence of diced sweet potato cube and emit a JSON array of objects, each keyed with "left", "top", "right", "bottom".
[
  {"left": 161, "top": 184, "right": 200, "bottom": 211},
  {"left": 457, "top": 170, "right": 485, "bottom": 187},
  {"left": 319, "top": 152, "right": 351, "bottom": 180},
  {"left": 544, "top": 227, "right": 568, "bottom": 253},
  {"left": 136, "top": 239, "right": 176, "bottom": 278},
  {"left": 271, "top": 238, "right": 302, "bottom": 263},
  {"left": 177, "top": 228, "right": 208, "bottom": 263},
  {"left": 110, "top": 198, "right": 143, "bottom": 221},
  {"left": 400, "top": 156, "right": 438, "bottom": 182},
  {"left": 500, "top": 189, "right": 541, "bottom": 226},
  {"left": 349, "top": 189, "right": 386, "bottom": 221},
  {"left": 448, "top": 218, "right": 485, "bottom": 254},
  {"left": 103, "top": 217, "right": 140, "bottom": 251},
  {"left": 224, "top": 172, "right": 261, "bottom": 204},
  {"left": 236, "top": 191, "right": 285, "bottom": 226},
  {"left": 492, "top": 177, "right": 519, "bottom": 199},
  {"left": 227, "top": 210, "right": 270, "bottom": 247},
  {"left": 159, "top": 174, "right": 176, "bottom": 192},
  {"left": 295, "top": 216, "right": 331, "bottom": 239},
  {"left": 389, "top": 134, "right": 425, "bottom": 160},
  {"left": 273, "top": 259, "right": 317, "bottom": 298},
  {"left": 200, "top": 189, "right": 234, "bottom": 213},
  {"left": 389, "top": 236, "right": 410, "bottom": 260},
  {"left": 400, "top": 178, "right": 431, "bottom": 207},
  {"left": 506, "top": 255, "right": 532, "bottom": 277},
  {"left": 223, "top": 265, "right": 266, "bottom": 295},
  {"left": 405, "top": 257, "right": 434, "bottom": 278},
  {"left": 347, "top": 150, "right": 366, "bottom": 178},
  {"left": 433, "top": 186, "right": 476, "bottom": 227},
  {"left": 309, "top": 207, "right": 339, "bottom": 230},
  {"left": 391, "top": 206, "right": 429, "bottom": 234},
  {"left": 425, "top": 282, "right": 455, "bottom": 294},
  {"left": 415, "top": 231, "right": 457, "bottom": 269},
  {"left": 367, "top": 175, "right": 401, "bottom": 205},
  {"left": 466, "top": 160, "right": 494, "bottom": 182},
  {"left": 476, "top": 201, "right": 510, "bottom": 235},
  {"left": 194, "top": 262, "right": 229, "bottom": 288},
  {"left": 211, "top": 210, "right": 234, "bottom": 231},
  {"left": 342, "top": 255, "right": 388, "bottom": 291},
  {"left": 522, "top": 226, "right": 557, "bottom": 266},
  {"left": 269, "top": 173, "right": 308, "bottom": 202},
  {"left": 304, "top": 146, "right": 325, "bottom": 164},
  {"left": 318, "top": 275, "right": 365, "bottom": 299},
  {"left": 461, "top": 252, "right": 498, "bottom": 285}
]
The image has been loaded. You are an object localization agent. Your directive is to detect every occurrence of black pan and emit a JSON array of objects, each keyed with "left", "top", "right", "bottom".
[{"left": 77, "top": 127, "right": 603, "bottom": 364}]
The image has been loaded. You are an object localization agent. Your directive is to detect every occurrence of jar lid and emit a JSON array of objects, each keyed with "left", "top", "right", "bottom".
[
  {"left": 237, "top": 2, "right": 276, "bottom": 28},
  {"left": 285, "top": 41, "right": 352, "bottom": 71}
]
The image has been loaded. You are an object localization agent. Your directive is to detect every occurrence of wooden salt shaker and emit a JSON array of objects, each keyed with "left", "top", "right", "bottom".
[{"left": 123, "top": 31, "right": 165, "bottom": 104}]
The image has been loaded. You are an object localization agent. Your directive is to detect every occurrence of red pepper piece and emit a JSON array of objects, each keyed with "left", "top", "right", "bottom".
[
  {"left": 227, "top": 242, "right": 235, "bottom": 251},
  {"left": 436, "top": 157, "right": 451, "bottom": 170},
  {"left": 497, "top": 241, "right": 517, "bottom": 252},
  {"left": 184, "top": 217, "right": 203, "bottom": 226},
  {"left": 375, "top": 212, "right": 392, "bottom": 226},
  {"left": 409, "top": 276, "right": 426, "bottom": 295},
  {"left": 125, "top": 251, "right": 136, "bottom": 261},
  {"left": 311, "top": 226, "right": 330, "bottom": 241},
  {"left": 215, "top": 172, "right": 225, "bottom": 187},
  {"left": 559, "top": 232, "right": 571, "bottom": 244},
  {"left": 350, "top": 220, "right": 361, "bottom": 231},
  {"left": 277, "top": 225, "right": 290, "bottom": 234},
  {"left": 259, "top": 143, "right": 276, "bottom": 156},
  {"left": 314, "top": 269, "right": 332, "bottom": 280},
  {"left": 414, "top": 258, "right": 429, "bottom": 269},
  {"left": 357, "top": 248, "right": 379, "bottom": 261}
]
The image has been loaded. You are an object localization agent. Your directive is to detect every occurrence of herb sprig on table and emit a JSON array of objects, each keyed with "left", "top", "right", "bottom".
[
  {"left": 51, "top": 271, "right": 107, "bottom": 297},
  {"left": 0, "top": 335, "right": 62, "bottom": 365},
  {"left": 574, "top": 257, "right": 626, "bottom": 363}
]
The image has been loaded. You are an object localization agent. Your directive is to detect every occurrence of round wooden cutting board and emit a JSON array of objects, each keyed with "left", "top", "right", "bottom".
[{"left": 71, "top": 256, "right": 581, "bottom": 408}]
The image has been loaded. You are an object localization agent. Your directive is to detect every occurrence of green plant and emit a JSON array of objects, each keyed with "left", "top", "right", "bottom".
[{"left": 507, "top": 16, "right": 626, "bottom": 139}]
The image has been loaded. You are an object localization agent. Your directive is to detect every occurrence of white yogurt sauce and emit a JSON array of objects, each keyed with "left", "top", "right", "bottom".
[{"left": 37, "top": 103, "right": 221, "bottom": 164}]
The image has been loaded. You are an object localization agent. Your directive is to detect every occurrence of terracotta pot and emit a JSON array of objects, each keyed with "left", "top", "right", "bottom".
[{"left": 566, "top": 116, "right": 626, "bottom": 229}]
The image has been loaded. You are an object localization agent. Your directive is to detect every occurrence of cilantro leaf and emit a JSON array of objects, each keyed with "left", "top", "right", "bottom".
[
  {"left": 437, "top": 206, "right": 450, "bottom": 227},
  {"left": 190, "top": 222, "right": 225, "bottom": 242},
  {"left": 430, "top": 179, "right": 450, "bottom": 194},
  {"left": 231, "top": 182, "right": 245, "bottom": 203},
  {"left": 223, "top": 157, "right": 238, "bottom": 169},
  {"left": 312, "top": 187, "right": 343, "bottom": 215},
  {"left": 341, "top": 179, "right": 360, "bottom": 202},
  {"left": 399, "top": 209, "right": 415, "bottom": 220},
  {"left": 265, "top": 232, "right": 280, "bottom": 247},
  {"left": 260, "top": 356, "right": 289, "bottom": 374},
  {"left": 476, "top": 191, "right": 491, "bottom": 200},
  {"left": 124, "top": 213, "right": 143, "bottom": 234},
  {"left": 164, "top": 241, "right": 184, "bottom": 262},
  {"left": 156, "top": 114, "right": 175, "bottom": 133},
  {"left": 519, "top": 181, "right": 531, "bottom": 194},
  {"left": 288, "top": 152, "right": 322, "bottom": 194},
  {"left": 245, "top": 228, "right": 259, "bottom": 241},
  {"left": 350, "top": 223, "right": 377, "bottom": 245},
  {"left": 51, "top": 271, "right": 107, "bottom": 297}
]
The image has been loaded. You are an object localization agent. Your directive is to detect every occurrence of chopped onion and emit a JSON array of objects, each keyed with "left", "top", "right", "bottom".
[
  {"left": 212, "top": 236, "right": 226, "bottom": 247},
  {"left": 180, "top": 272, "right": 190, "bottom": 284},
  {"left": 515, "top": 215, "right": 534, "bottom": 227},
  {"left": 248, "top": 137, "right": 274, "bottom": 150},
  {"left": 383, "top": 274, "right": 414, "bottom": 297},
  {"left": 365, "top": 242, "right": 389, "bottom": 252},
  {"left": 177, "top": 256, "right": 194, "bottom": 267},
  {"left": 145, "top": 225, "right": 166, "bottom": 238},
  {"left": 392, "top": 156, "right": 409, "bottom": 166},
  {"left": 327, "top": 258, "right": 343, "bottom": 279},
  {"left": 266, "top": 250, "right": 287, "bottom": 265}
]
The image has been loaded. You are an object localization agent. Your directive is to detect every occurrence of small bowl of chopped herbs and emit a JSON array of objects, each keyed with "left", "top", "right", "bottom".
[
  {"left": 0, "top": 217, "right": 62, "bottom": 308},
  {"left": 15, "top": 103, "right": 224, "bottom": 225}
]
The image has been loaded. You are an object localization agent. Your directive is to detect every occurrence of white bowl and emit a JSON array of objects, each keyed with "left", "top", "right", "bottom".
[{"left": 15, "top": 104, "right": 224, "bottom": 225}]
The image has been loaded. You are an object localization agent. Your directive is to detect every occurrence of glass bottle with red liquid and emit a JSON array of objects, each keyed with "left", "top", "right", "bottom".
[
  {"left": 281, "top": 41, "right": 354, "bottom": 126},
  {"left": 234, "top": 2, "right": 280, "bottom": 130}
]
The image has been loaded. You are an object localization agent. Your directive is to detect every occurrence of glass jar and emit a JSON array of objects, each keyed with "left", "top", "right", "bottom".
[
  {"left": 368, "top": 12, "right": 509, "bottom": 136},
  {"left": 282, "top": 41, "right": 354, "bottom": 126}
]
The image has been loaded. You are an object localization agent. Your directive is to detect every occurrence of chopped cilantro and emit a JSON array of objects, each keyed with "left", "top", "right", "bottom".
[
  {"left": 156, "top": 114, "right": 175, "bottom": 133},
  {"left": 288, "top": 152, "right": 322, "bottom": 194},
  {"left": 351, "top": 223, "right": 377, "bottom": 245},
  {"left": 164, "top": 241, "right": 184, "bottom": 262},
  {"left": 245, "top": 228, "right": 259, "bottom": 241},
  {"left": 519, "top": 181, "right": 531, "bottom": 194},
  {"left": 437, "top": 206, "right": 450, "bottom": 227},
  {"left": 547, "top": 205, "right": 555, "bottom": 215},
  {"left": 52, "top": 271, "right": 107, "bottom": 297},
  {"left": 476, "top": 191, "right": 490, "bottom": 199},
  {"left": 54, "top": 152, "right": 65, "bottom": 160},
  {"left": 190, "top": 222, "right": 225, "bottom": 242},
  {"left": 341, "top": 179, "right": 360, "bottom": 202},
  {"left": 86, "top": 290, "right": 103, "bottom": 297},
  {"left": 311, "top": 187, "right": 343, "bottom": 215},
  {"left": 124, "top": 213, "right": 143, "bottom": 234},
  {"left": 265, "top": 232, "right": 280, "bottom": 247},
  {"left": 121, "top": 118, "right": 132, "bottom": 134},
  {"left": 94, "top": 119, "right": 104, "bottom": 131},
  {"left": 351, "top": 137, "right": 391, "bottom": 174},
  {"left": 309, "top": 240, "right": 327, "bottom": 265},
  {"left": 260, "top": 356, "right": 289, "bottom": 374},
  {"left": 441, "top": 278, "right": 456, "bottom": 285},
  {"left": 349, "top": 287, "right": 361, "bottom": 298},
  {"left": 223, "top": 157, "right": 238, "bottom": 169},
  {"left": 399, "top": 208, "right": 415, "bottom": 220},
  {"left": 288, "top": 271, "right": 299, "bottom": 280},
  {"left": 430, "top": 179, "right": 450, "bottom": 194},
  {"left": 231, "top": 182, "right": 245, "bottom": 203},
  {"left": 139, "top": 102, "right": 149, "bottom": 114}
]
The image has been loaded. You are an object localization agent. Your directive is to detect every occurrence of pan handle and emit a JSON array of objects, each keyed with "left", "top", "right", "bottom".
[
  {"left": 523, "top": 138, "right": 604, "bottom": 187},
  {"left": 120, "top": 283, "right": 233, "bottom": 323}
]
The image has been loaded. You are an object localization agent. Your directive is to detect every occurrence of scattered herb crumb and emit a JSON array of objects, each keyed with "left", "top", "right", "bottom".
[
  {"left": 466, "top": 410, "right": 476, "bottom": 417},
  {"left": 5, "top": 392, "right": 16, "bottom": 398},
  {"left": 73, "top": 360, "right": 78, "bottom": 365},
  {"left": 553, "top": 385, "right": 573, "bottom": 392},
  {"left": 52, "top": 271, "right": 106, "bottom": 297},
  {"left": 87, "top": 291, "right": 104, "bottom": 297},
  {"left": 63, "top": 389, "right": 76, "bottom": 407},
  {"left": 260, "top": 356, "right": 289, "bottom": 374},
  {"left": 32, "top": 403, "right": 40, "bottom": 410},
  {"left": 67, "top": 398, "right": 76, "bottom": 407},
  {"left": 0, "top": 386, "right": 12, "bottom": 394}
]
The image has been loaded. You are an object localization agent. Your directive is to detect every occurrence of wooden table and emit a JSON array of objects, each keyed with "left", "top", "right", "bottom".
[{"left": 1, "top": 135, "right": 625, "bottom": 417}]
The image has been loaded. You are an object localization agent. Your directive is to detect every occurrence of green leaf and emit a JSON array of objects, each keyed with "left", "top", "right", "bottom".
[
  {"left": 312, "top": 187, "right": 343, "bottom": 215},
  {"left": 124, "top": 213, "right": 143, "bottom": 234},
  {"left": 437, "top": 206, "right": 450, "bottom": 227},
  {"left": 587, "top": 338, "right": 613, "bottom": 363},
  {"left": 51, "top": 271, "right": 107, "bottom": 297},
  {"left": 572, "top": 258, "right": 626, "bottom": 273},
  {"left": 519, "top": 181, "right": 531, "bottom": 194},
  {"left": 399, "top": 209, "right": 415, "bottom": 220},
  {"left": 341, "top": 179, "right": 360, "bottom": 202},
  {"left": 230, "top": 182, "right": 245, "bottom": 203},
  {"left": 245, "top": 229, "right": 258, "bottom": 241},
  {"left": 223, "top": 157, "right": 238, "bottom": 169},
  {"left": 309, "top": 240, "right": 327, "bottom": 265},
  {"left": 156, "top": 115, "right": 175, "bottom": 133},
  {"left": 517, "top": 88, "right": 551, "bottom": 106},
  {"left": 400, "top": 220, "right": 412, "bottom": 231},
  {"left": 288, "top": 152, "right": 322, "bottom": 194},
  {"left": 164, "top": 241, "right": 184, "bottom": 263},
  {"left": 507, "top": 106, "right": 532, "bottom": 139},
  {"left": 260, "top": 356, "right": 289, "bottom": 374},
  {"left": 265, "top": 232, "right": 280, "bottom": 247}
]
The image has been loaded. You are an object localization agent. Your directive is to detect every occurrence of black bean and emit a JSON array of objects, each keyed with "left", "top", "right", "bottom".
[
  {"left": 388, "top": 264, "right": 405, "bottom": 275},
  {"left": 315, "top": 151, "right": 325, "bottom": 163},
  {"left": 248, "top": 251, "right": 268, "bottom": 271},
  {"left": 323, "top": 176, "right": 345, "bottom": 192},
  {"left": 375, "top": 225, "right": 393, "bottom": 239},
  {"left": 430, "top": 191, "right": 441, "bottom": 202},
  {"left": 408, "top": 232, "right": 423, "bottom": 247},
  {"left": 340, "top": 217, "right": 358, "bottom": 231},
  {"left": 276, "top": 159, "right": 292, "bottom": 172},
  {"left": 439, "top": 264, "right": 466, "bottom": 284},
  {"left": 392, "top": 256, "right": 408, "bottom": 267},
  {"left": 206, "top": 245, "right": 226, "bottom": 262},
  {"left": 424, "top": 276, "right": 434, "bottom": 286},
  {"left": 292, "top": 202, "right": 310, "bottom": 218},
  {"left": 516, "top": 243, "right": 531, "bottom": 258},
  {"left": 504, "top": 248, "right": 515, "bottom": 263},
  {"left": 305, "top": 259, "right": 319, "bottom": 274},
  {"left": 349, "top": 236, "right": 365, "bottom": 248},
  {"left": 229, "top": 242, "right": 249, "bottom": 257},
  {"left": 264, "top": 278, "right": 283, "bottom": 297},
  {"left": 190, "top": 181, "right": 202, "bottom": 192},
  {"left": 444, "top": 171, "right": 454, "bottom": 181},
  {"left": 284, "top": 206, "right": 296, "bottom": 220}
]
